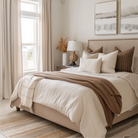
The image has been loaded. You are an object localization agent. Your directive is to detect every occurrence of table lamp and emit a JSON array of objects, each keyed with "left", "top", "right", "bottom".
[{"left": 67, "top": 40, "right": 82, "bottom": 66}]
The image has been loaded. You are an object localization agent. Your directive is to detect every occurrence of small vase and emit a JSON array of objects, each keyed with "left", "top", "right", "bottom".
[{"left": 62, "top": 52, "right": 67, "bottom": 66}]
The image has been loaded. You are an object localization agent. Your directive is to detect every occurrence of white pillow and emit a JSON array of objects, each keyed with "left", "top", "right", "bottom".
[
  {"left": 78, "top": 58, "right": 102, "bottom": 73},
  {"left": 98, "top": 51, "right": 118, "bottom": 73},
  {"left": 98, "top": 53, "right": 106, "bottom": 57},
  {"left": 132, "top": 54, "right": 138, "bottom": 74},
  {"left": 82, "top": 51, "right": 99, "bottom": 59}
]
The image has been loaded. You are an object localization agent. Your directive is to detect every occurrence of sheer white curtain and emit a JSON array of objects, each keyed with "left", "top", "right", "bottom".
[
  {"left": 38, "top": 0, "right": 54, "bottom": 72},
  {"left": 0, "top": 0, "right": 23, "bottom": 100}
]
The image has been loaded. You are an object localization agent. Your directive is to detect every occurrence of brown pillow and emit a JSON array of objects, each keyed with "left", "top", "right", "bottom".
[
  {"left": 114, "top": 46, "right": 135, "bottom": 72},
  {"left": 86, "top": 47, "right": 103, "bottom": 54}
]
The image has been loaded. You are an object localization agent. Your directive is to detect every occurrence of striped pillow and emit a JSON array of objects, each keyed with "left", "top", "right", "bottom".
[{"left": 114, "top": 47, "right": 135, "bottom": 72}]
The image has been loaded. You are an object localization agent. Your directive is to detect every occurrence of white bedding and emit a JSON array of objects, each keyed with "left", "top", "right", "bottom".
[{"left": 10, "top": 68, "right": 138, "bottom": 138}]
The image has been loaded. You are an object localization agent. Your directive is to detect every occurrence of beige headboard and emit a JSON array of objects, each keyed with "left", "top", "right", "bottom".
[{"left": 88, "top": 38, "right": 138, "bottom": 55}]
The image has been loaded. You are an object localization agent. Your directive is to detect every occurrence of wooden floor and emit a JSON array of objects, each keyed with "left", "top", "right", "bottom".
[{"left": 0, "top": 100, "right": 138, "bottom": 138}]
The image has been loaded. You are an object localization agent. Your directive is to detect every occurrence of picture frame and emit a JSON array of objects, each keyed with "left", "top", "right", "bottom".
[
  {"left": 120, "top": 0, "right": 138, "bottom": 34},
  {"left": 95, "top": 1, "right": 118, "bottom": 35}
]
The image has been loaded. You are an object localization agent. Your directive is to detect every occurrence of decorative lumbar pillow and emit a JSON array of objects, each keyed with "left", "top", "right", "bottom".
[
  {"left": 78, "top": 58, "right": 102, "bottom": 73},
  {"left": 98, "top": 51, "right": 118, "bottom": 73},
  {"left": 114, "top": 47, "right": 135, "bottom": 72},
  {"left": 131, "top": 54, "right": 138, "bottom": 74}
]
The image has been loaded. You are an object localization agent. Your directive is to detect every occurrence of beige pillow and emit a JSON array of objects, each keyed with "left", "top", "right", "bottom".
[
  {"left": 78, "top": 58, "right": 102, "bottom": 73},
  {"left": 98, "top": 51, "right": 118, "bottom": 73},
  {"left": 132, "top": 54, "right": 138, "bottom": 74},
  {"left": 82, "top": 47, "right": 103, "bottom": 59},
  {"left": 82, "top": 52, "right": 99, "bottom": 59},
  {"left": 86, "top": 47, "right": 103, "bottom": 54}
]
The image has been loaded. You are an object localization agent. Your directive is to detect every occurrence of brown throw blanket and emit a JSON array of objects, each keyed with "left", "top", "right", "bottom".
[{"left": 33, "top": 71, "right": 122, "bottom": 128}]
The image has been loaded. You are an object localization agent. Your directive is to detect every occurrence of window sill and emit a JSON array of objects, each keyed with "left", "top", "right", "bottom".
[{"left": 23, "top": 70, "right": 37, "bottom": 76}]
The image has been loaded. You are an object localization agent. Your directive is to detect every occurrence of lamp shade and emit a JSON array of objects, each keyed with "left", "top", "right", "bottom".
[{"left": 67, "top": 41, "right": 82, "bottom": 51}]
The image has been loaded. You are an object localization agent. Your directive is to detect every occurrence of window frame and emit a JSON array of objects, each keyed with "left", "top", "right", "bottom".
[
  {"left": 21, "top": 1, "right": 38, "bottom": 13},
  {"left": 21, "top": 0, "right": 39, "bottom": 72}
]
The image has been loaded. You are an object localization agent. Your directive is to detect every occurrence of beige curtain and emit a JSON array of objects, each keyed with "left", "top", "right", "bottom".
[
  {"left": 38, "top": 0, "right": 54, "bottom": 72},
  {"left": 0, "top": 0, "right": 23, "bottom": 100}
]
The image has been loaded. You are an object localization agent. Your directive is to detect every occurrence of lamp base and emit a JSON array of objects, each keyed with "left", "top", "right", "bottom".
[
  {"left": 68, "top": 51, "right": 78, "bottom": 66},
  {"left": 68, "top": 61, "right": 77, "bottom": 66}
]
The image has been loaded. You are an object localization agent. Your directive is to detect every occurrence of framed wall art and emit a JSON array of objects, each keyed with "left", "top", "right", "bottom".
[
  {"left": 121, "top": 0, "right": 138, "bottom": 34},
  {"left": 95, "top": 1, "right": 118, "bottom": 35}
]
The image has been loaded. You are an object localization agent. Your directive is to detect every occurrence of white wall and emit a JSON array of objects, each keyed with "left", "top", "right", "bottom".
[
  {"left": 62, "top": 0, "right": 138, "bottom": 46},
  {"left": 52, "top": 0, "right": 138, "bottom": 69}
]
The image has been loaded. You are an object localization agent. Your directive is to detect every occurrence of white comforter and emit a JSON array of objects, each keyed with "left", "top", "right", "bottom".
[{"left": 10, "top": 68, "right": 138, "bottom": 138}]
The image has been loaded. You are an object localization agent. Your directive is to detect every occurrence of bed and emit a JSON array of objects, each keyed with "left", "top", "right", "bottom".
[{"left": 10, "top": 38, "right": 138, "bottom": 138}]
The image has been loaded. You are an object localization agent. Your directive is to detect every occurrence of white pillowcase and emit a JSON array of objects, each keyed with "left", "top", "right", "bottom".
[
  {"left": 131, "top": 54, "right": 138, "bottom": 74},
  {"left": 78, "top": 58, "right": 102, "bottom": 73},
  {"left": 82, "top": 51, "right": 99, "bottom": 59},
  {"left": 98, "top": 51, "right": 118, "bottom": 73}
]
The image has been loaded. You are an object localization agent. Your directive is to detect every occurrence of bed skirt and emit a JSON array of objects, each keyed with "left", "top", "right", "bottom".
[{"left": 12, "top": 98, "right": 138, "bottom": 133}]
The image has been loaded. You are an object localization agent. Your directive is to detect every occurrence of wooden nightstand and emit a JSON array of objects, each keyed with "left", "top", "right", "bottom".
[
  {"left": 57, "top": 65, "right": 79, "bottom": 71},
  {"left": 57, "top": 66, "right": 68, "bottom": 71}
]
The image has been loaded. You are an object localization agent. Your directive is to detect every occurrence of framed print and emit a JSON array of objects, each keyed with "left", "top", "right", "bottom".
[
  {"left": 121, "top": 0, "right": 138, "bottom": 34},
  {"left": 95, "top": 1, "right": 117, "bottom": 35}
]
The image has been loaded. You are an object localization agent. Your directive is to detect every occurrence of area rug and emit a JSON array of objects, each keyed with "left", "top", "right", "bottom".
[
  {"left": 124, "top": 131, "right": 138, "bottom": 138},
  {"left": 0, "top": 111, "right": 80, "bottom": 138},
  {"left": 0, "top": 131, "right": 9, "bottom": 138},
  {"left": 106, "top": 114, "right": 138, "bottom": 138},
  {"left": 0, "top": 110, "right": 137, "bottom": 138}
]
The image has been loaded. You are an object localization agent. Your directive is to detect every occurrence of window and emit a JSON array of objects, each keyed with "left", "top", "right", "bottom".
[{"left": 21, "top": 0, "right": 39, "bottom": 71}]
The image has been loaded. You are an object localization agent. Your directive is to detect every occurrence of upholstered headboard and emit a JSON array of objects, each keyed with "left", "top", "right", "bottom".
[{"left": 88, "top": 38, "right": 138, "bottom": 55}]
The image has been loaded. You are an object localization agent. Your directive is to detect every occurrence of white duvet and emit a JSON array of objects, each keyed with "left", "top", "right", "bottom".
[{"left": 10, "top": 68, "right": 138, "bottom": 138}]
